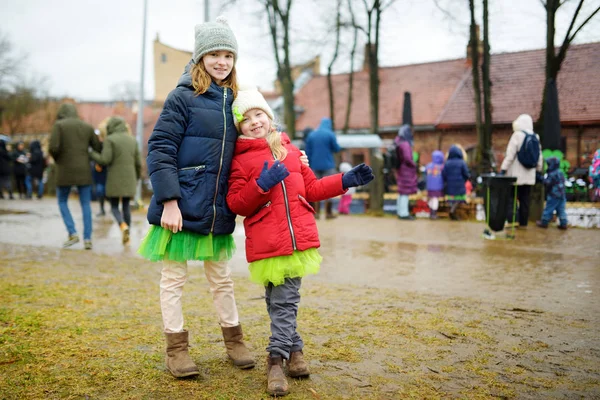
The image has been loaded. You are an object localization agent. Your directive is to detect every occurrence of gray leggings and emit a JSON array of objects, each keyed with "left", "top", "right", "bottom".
[
  {"left": 265, "top": 277, "right": 304, "bottom": 359},
  {"left": 109, "top": 197, "right": 131, "bottom": 226}
]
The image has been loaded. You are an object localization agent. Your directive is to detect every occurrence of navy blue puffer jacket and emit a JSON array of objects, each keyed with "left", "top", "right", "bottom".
[
  {"left": 146, "top": 60, "right": 238, "bottom": 235},
  {"left": 442, "top": 145, "right": 470, "bottom": 196}
]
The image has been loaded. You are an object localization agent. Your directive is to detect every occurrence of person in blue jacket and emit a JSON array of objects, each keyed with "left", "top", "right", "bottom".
[
  {"left": 442, "top": 145, "right": 470, "bottom": 220},
  {"left": 304, "top": 117, "right": 341, "bottom": 218},
  {"left": 137, "top": 16, "right": 254, "bottom": 379}
]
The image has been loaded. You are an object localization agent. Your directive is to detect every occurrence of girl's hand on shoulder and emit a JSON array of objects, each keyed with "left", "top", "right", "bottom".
[
  {"left": 161, "top": 199, "right": 183, "bottom": 233},
  {"left": 300, "top": 150, "right": 309, "bottom": 167}
]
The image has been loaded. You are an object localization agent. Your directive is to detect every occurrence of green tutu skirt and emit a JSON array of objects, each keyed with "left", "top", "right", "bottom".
[
  {"left": 138, "top": 225, "right": 235, "bottom": 262},
  {"left": 249, "top": 248, "right": 322, "bottom": 287}
]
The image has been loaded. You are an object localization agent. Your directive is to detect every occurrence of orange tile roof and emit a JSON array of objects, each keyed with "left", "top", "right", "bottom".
[{"left": 294, "top": 42, "right": 600, "bottom": 131}]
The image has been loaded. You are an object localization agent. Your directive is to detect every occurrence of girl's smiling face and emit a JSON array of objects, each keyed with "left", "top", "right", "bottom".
[
  {"left": 202, "top": 50, "right": 234, "bottom": 84},
  {"left": 240, "top": 108, "right": 271, "bottom": 139}
]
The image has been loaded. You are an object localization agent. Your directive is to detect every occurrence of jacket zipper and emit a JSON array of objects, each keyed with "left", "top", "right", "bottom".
[
  {"left": 210, "top": 87, "right": 228, "bottom": 233},
  {"left": 273, "top": 152, "right": 297, "bottom": 250},
  {"left": 178, "top": 165, "right": 206, "bottom": 171}
]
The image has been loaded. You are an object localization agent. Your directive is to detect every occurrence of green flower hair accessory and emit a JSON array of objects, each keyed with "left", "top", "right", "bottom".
[{"left": 233, "top": 106, "right": 244, "bottom": 123}]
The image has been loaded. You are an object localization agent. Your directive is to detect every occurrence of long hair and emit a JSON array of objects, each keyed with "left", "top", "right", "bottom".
[
  {"left": 266, "top": 120, "right": 287, "bottom": 162},
  {"left": 191, "top": 61, "right": 238, "bottom": 98}
]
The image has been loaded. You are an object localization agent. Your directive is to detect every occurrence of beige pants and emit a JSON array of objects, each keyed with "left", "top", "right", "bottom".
[{"left": 160, "top": 259, "right": 239, "bottom": 333}]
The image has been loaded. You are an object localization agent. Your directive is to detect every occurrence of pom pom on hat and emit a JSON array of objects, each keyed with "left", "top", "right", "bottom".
[
  {"left": 231, "top": 86, "right": 275, "bottom": 132},
  {"left": 193, "top": 15, "right": 238, "bottom": 64}
]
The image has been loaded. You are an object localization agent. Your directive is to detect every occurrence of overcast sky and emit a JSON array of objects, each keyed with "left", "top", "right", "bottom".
[{"left": 1, "top": 0, "right": 599, "bottom": 101}]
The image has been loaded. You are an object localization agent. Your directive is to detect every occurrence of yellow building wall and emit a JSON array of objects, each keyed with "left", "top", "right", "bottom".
[{"left": 153, "top": 39, "right": 193, "bottom": 104}]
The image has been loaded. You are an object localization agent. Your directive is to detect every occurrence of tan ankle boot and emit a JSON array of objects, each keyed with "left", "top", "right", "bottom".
[
  {"left": 287, "top": 350, "right": 310, "bottom": 377},
  {"left": 164, "top": 330, "right": 200, "bottom": 378},
  {"left": 267, "top": 356, "right": 289, "bottom": 396},
  {"left": 120, "top": 222, "right": 130, "bottom": 244},
  {"left": 221, "top": 324, "right": 255, "bottom": 369}
]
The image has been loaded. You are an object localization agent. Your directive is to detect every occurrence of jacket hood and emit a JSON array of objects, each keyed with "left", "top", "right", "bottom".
[
  {"left": 234, "top": 132, "right": 291, "bottom": 156},
  {"left": 432, "top": 150, "right": 444, "bottom": 164},
  {"left": 546, "top": 157, "right": 560, "bottom": 172},
  {"left": 512, "top": 114, "right": 534, "bottom": 133},
  {"left": 448, "top": 145, "right": 464, "bottom": 160},
  {"left": 317, "top": 118, "right": 333, "bottom": 131},
  {"left": 397, "top": 124, "right": 413, "bottom": 144},
  {"left": 56, "top": 103, "right": 79, "bottom": 120},
  {"left": 177, "top": 60, "right": 195, "bottom": 88},
  {"left": 29, "top": 140, "right": 41, "bottom": 152},
  {"left": 106, "top": 117, "right": 129, "bottom": 135}
]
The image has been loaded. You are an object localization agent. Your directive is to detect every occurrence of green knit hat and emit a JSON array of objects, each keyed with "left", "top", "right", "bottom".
[{"left": 193, "top": 16, "right": 238, "bottom": 64}]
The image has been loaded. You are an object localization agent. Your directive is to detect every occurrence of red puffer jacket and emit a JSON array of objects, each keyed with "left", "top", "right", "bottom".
[{"left": 227, "top": 133, "right": 346, "bottom": 263}]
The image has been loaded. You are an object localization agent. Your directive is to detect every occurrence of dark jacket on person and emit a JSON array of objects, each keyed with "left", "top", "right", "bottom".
[
  {"left": 544, "top": 157, "right": 566, "bottom": 200},
  {"left": 11, "top": 143, "right": 28, "bottom": 177},
  {"left": 49, "top": 103, "right": 101, "bottom": 186},
  {"left": 0, "top": 141, "right": 11, "bottom": 177},
  {"left": 28, "top": 141, "right": 46, "bottom": 179},
  {"left": 146, "top": 60, "right": 238, "bottom": 236},
  {"left": 90, "top": 117, "right": 141, "bottom": 198},
  {"left": 394, "top": 125, "right": 418, "bottom": 195},
  {"left": 305, "top": 118, "right": 340, "bottom": 171},
  {"left": 442, "top": 145, "right": 470, "bottom": 196}
]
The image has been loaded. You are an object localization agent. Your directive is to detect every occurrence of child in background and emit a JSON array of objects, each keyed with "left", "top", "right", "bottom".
[
  {"left": 536, "top": 157, "right": 568, "bottom": 229},
  {"left": 589, "top": 149, "right": 600, "bottom": 202},
  {"left": 338, "top": 161, "right": 354, "bottom": 215},
  {"left": 425, "top": 150, "right": 444, "bottom": 219},
  {"left": 226, "top": 87, "right": 373, "bottom": 397},
  {"left": 443, "top": 145, "right": 470, "bottom": 220}
]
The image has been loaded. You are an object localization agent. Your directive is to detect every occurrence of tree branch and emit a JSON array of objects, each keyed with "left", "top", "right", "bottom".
[{"left": 569, "top": 5, "right": 600, "bottom": 42}]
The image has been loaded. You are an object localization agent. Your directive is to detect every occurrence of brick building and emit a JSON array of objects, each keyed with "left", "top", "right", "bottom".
[{"left": 294, "top": 42, "right": 600, "bottom": 168}]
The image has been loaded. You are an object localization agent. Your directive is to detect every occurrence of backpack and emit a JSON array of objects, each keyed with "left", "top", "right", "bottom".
[{"left": 517, "top": 131, "right": 540, "bottom": 169}]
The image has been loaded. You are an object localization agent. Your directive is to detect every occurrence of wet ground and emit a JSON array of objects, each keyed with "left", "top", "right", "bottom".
[
  {"left": 1, "top": 197, "right": 598, "bottom": 320},
  {"left": 1, "top": 197, "right": 599, "bottom": 399}
]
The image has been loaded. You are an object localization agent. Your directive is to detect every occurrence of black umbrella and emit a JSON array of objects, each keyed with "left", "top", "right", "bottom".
[
  {"left": 402, "top": 91, "right": 413, "bottom": 126},
  {"left": 542, "top": 78, "right": 561, "bottom": 150}
]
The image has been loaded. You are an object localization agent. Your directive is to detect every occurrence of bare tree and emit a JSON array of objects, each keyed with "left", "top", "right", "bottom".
[
  {"left": 109, "top": 81, "right": 139, "bottom": 102},
  {"left": 261, "top": 0, "right": 297, "bottom": 138},
  {"left": 468, "top": 0, "right": 484, "bottom": 165},
  {"left": 344, "top": 0, "right": 361, "bottom": 135},
  {"left": 537, "top": 0, "right": 600, "bottom": 139},
  {"left": 327, "top": 0, "right": 343, "bottom": 131},
  {"left": 0, "top": 31, "right": 25, "bottom": 92},
  {"left": 480, "top": 0, "right": 493, "bottom": 171}
]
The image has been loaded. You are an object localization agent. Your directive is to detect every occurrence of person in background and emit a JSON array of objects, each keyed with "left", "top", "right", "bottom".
[
  {"left": 11, "top": 141, "right": 28, "bottom": 199},
  {"left": 589, "top": 149, "right": 600, "bottom": 202},
  {"left": 395, "top": 124, "right": 418, "bottom": 220},
  {"left": 442, "top": 145, "right": 470, "bottom": 220},
  {"left": 0, "top": 140, "right": 14, "bottom": 200},
  {"left": 89, "top": 117, "right": 141, "bottom": 244},
  {"left": 338, "top": 161, "right": 355, "bottom": 215},
  {"left": 425, "top": 150, "right": 444, "bottom": 219},
  {"left": 499, "top": 114, "right": 543, "bottom": 228},
  {"left": 25, "top": 140, "right": 46, "bottom": 199},
  {"left": 536, "top": 157, "right": 568, "bottom": 229},
  {"left": 49, "top": 102, "right": 102, "bottom": 249},
  {"left": 227, "top": 87, "right": 374, "bottom": 396},
  {"left": 305, "top": 117, "right": 341, "bottom": 219}
]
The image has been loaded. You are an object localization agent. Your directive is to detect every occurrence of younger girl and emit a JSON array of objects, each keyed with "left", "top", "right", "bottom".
[
  {"left": 226, "top": 87, "right": 373, "bottom": 397},
  {"left": 425, "top": 150, "right": 444, "bottom": 219},
  {"left": 337, "top": 161, "right": 354, "bottom": 214}
]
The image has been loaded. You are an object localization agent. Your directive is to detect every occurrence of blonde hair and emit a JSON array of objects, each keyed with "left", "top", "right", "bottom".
[
  {"left": 266, "top": 120, "right": 287, "bottom": 161},
  {"left": 191, "top": 61, "right": 238, "bottom": 98}
]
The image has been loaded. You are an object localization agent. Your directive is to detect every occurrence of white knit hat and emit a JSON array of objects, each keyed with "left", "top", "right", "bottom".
[
  {"left": 232, "top": 86, "right": 274, "bottom": 132},
  {"left": 193, "top": 16, "right": 238, "bottom": 64}
]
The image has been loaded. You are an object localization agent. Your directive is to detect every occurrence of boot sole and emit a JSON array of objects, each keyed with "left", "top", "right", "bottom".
[
  {"left": 267, "top": 388, "right": 289, "bottom": 396},
  {"left": 168, "top": 368, "right": 200, "bottom": 378},
  {"left": 234, "top": 360, "right": 255, "bottom": 369},
  {"left": 289, "top": 370, "right": 310, "bottom": 378}
]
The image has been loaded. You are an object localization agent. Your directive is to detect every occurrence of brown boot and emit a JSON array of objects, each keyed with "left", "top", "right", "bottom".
[
  {"left": 221, "top": 324, "right": 255, "bottom": 369},
  {"left": 267, "top": 355, "right": 289, "bottom": 396},
  {"left": 287, "top": 350, "right": 310, "bottom": 378},
  {"left": 164, "top": 330, "right": 200, "bottom": 378}
]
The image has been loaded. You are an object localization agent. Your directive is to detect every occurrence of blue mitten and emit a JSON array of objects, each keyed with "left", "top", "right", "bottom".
[
  {"left": 342, "top": 163, "right": 374, "bottom": 189},
  {"left": 256, "top": 160, "right": 290, "bottom": 191}
]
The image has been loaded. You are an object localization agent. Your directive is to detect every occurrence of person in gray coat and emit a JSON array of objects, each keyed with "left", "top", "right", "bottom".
[{"left": 90, "top": 117, "right": 141, "bottom": 244}]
